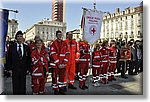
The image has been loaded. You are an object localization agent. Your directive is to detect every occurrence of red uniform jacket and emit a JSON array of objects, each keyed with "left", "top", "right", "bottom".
[
  {"left": 109, "top": 47, "right": 117, "bottom": 64},
  {"left": 79, "top": 42, "right": 90, "bottom": 63},
  {"left": 64, "top": 39, "right": 78, "bottom": 63},
  {"left": 92, "top": 49, "right": 102, "bottom": 68},
  {"left": 31, "top": 49, "right": 49, "bottom": 78},
  {"left": 50, "top": 39, "right": 69, "bottom": 68},
  {"left": 100, "top": 47, "right": 110, "bottom": 62}
]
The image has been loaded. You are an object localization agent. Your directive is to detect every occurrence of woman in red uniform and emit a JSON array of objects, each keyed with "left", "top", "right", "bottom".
[
  {"left": 31, "top": 39, "right": 49, "bottom": 95},
  {"left": 92, "top": 44, "right": 102, "bottom": 87},
  {"left": 108, "top": 40, "right": 117, "bottom": 81}
]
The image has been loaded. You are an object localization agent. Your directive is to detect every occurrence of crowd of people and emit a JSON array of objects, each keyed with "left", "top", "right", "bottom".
[{"left": 4, "top": 30, "right": 143, "bottom": 95}]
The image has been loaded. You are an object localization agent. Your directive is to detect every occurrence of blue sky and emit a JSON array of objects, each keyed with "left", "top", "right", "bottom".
[{"left": 1, "top": 0, "right": 142, "bottom": 32}]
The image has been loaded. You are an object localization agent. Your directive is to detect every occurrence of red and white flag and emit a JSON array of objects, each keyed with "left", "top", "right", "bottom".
[{"left": 81, "top": 10, "right": 103, "bottom": 44}]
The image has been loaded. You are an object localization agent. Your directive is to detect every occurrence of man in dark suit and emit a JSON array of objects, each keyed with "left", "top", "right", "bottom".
[
  {"left": 7, "top": 31, "right": 31, "bottom": 95},
  {"left": 129, "top": 40, "right": 138, "bottom": 75}
]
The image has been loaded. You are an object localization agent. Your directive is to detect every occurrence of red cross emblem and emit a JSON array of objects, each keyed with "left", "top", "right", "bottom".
[
  {"left": 91, "top": 28, "right": 96, "bottom": 34},
  {"left": 89, "top": 26, "right": 97, "bottom": 35}
]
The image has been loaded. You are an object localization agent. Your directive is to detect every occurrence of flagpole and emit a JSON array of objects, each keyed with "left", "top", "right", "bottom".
[
  {"left": 94, "top": 0, "right": 96, "bottom": 10},
  {"left": 0, "top": 8, "right": 18, "bottom": 13}
]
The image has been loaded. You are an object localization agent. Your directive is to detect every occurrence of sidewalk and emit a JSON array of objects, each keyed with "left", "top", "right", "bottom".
[{"left": 2, "top": 72, "right": 143, "bottom": 95}]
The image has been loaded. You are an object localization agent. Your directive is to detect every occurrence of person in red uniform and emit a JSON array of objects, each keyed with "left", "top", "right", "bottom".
[
  {"left": 100, "top": 40, "right": 110, "bottom": 84},
  {"left": 29, "top": 35, "right": 45, "bottom": 52},
  {"left": 108, "top": 40, "right": 117, "bottom": 81},
  {"left": 29, "top": 35, "right": 46, "bottom": 89},
  {"left": 78, "top": 41, "right": 90, "bottom": 90},
  {"left": 49, "top": 30, "right": 69, "bottom": 95},
  {"left": 75, "top": 40, "right": 80, "bottom": 81},
  {"left": 92, "top": 43, "right": 102, "bottom": 87},
  {"left": 119, "top": 41, "right": 131, "bottom": 78},
  {"left": 31, "top": 39, "right": 49, "bottom": 95},
  {"left": 64, "top": 31, "right": 78, "bottom": 90}
]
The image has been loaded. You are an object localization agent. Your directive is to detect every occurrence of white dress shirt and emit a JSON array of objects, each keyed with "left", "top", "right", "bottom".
[{"left": 17, "top": 43, "right": 24, "bottom": 56}]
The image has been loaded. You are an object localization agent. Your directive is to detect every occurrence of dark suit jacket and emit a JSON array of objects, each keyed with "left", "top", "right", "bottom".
[
  {"left": 130, "top": 46, "right": 138, "bottom": 61},
  {"left": 7, "top": 43, "right": 31, "bottom": 73}
]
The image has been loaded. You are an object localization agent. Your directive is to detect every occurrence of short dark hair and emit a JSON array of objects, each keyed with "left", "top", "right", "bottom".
[
  {"left": 102, "top": 40, "right": 108, "bottom": 47},
  {"left": 121, "top": 41, "right": 125, "bottom": 46},
  {"left": 15, "top": 31, "right": 23, "bottom": 39},
  {"left": 56, "top": 30, "right": 62, "bottom": 36}
]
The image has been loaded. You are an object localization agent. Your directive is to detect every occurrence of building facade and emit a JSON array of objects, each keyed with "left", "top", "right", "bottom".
[
  {"left": 25, "top": 18, "right": 66, "bottom": 42},
  {"left": 7, "top": 19, "right": 18, "bottom": 41},
  {"left": 52, "top": 0, "right": 66, "bottom": 22},
  {"left": 69, "top": 29, "right": 82, "bottom": 42},
  {"left": 101, "top": 5, "right": 143, "bottom": 41}
]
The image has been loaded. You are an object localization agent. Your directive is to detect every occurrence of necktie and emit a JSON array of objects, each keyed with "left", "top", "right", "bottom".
[{"left": 18, "top": 44, "right": 22, "bottom": 60}]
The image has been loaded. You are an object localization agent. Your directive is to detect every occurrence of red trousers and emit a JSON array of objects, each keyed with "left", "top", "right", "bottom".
[
  {"left": 32, "top": 77, "right": 46, "bottom": 94},
  {"left": 51, "top": 68, "right": 66, "bottom": 90},
  {"left": 92, "top": 67, "right": 101, "bottom": 83},
  {"left": 75, "top": 62, "right": 80, "bottom": 76},
  {"left": 65, "top": 60, "right": 76, "bottom": 85},
  {"left": 101, "top": 62, "right": 109, "bottom": 84},
  {"left": 108, "top": 63, "right": 116, "bottom": 80},
  {"left": 79, "top": 62, "right": 89, "bottom": 87}
]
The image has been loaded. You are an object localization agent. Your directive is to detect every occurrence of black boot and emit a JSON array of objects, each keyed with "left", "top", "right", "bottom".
[
  {"left": 68, "top": 84, "right": 77, "bottom": 90},
  {"left": 54, "top": 90, "right": 59, "bottom": 95},
  {"left": 121, "top": 76, "right": 128, "bottom": 79},
  {"left": 59, "top": 89, "right": 66, "bottom": 95},
  {"left": 75, "top": 75, "right": 79, "bottom": 80},
  {"left": 63, "top": 86, "right": 67, "bottom": 92},
  {"left": 79, "top": 86, "right": 86, "bottom": 90},
  {"left": 112, "top": 78, "right": 116, "bottom": 81},
  {"left": 83, "top": 84, "right": 88, "bottom": 89}
]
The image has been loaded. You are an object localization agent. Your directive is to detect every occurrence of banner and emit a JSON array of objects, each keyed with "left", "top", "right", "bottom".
[
  {"left": 81, "top": 9, "right": 103, "bottom": 44},
  {"left": 119, "top": 47, "right": 131, "bottom": 61},
  {"left": 0, "top": 9, "right": 9, "bottom": 58}
]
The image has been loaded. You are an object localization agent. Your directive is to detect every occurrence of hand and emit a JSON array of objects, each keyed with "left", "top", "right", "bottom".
[
  {"left": 58, "top": 64, "right": 63, "bottom": 69},
  {"left": 61, "top": 64, "right": 66, "bottom": 68},
  {"left": 26, "top": 70, "right": 31, "bottom": 75},
  {"left": 58, "top": 64, "right": 66, "bottom": 69}
]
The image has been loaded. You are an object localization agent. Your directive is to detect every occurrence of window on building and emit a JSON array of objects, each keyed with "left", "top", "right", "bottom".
[
  {"left": 126, "top": 16, "right": 127, "bottom": 19},
  {"left": 138, "top": 31, "right": 141, "bottom": 36},
  {"left": 111, "top": 32, "right": 114, "bottom": 38},
  {"left": 107, "top": 33, "right": 109, "bottom": 38},
  {"left": 119, "top": 33, "right": 123, "bottom": 39},
  {"left": 120, "top": 23, "right": 122, "bottom": 30},
  {"left": 107, "top": 25, "right": 109, "bottom": 31},
  {"left": 138, "top": 13, "right": 140, "bottom": 16},
  {"left": 116, "top": 18, "right": 118, "bottom": 21},
  {"left": 130, "top": 31, "right": 134, "bottom": 38},
  {"left": 138, "top": 19, "right": 141, "bottom": 25},
  {"left": 115, "top": 32, "right": 118, "bottom": 38},
  {"left": 131, "top": 15, "right": 133, "bottom": 18},
  {"left": 125, "top": 21, "right": 128, "bottom": 30},
  {"left": 131, "top": 20, "right": 134, "bottom": 29}
]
